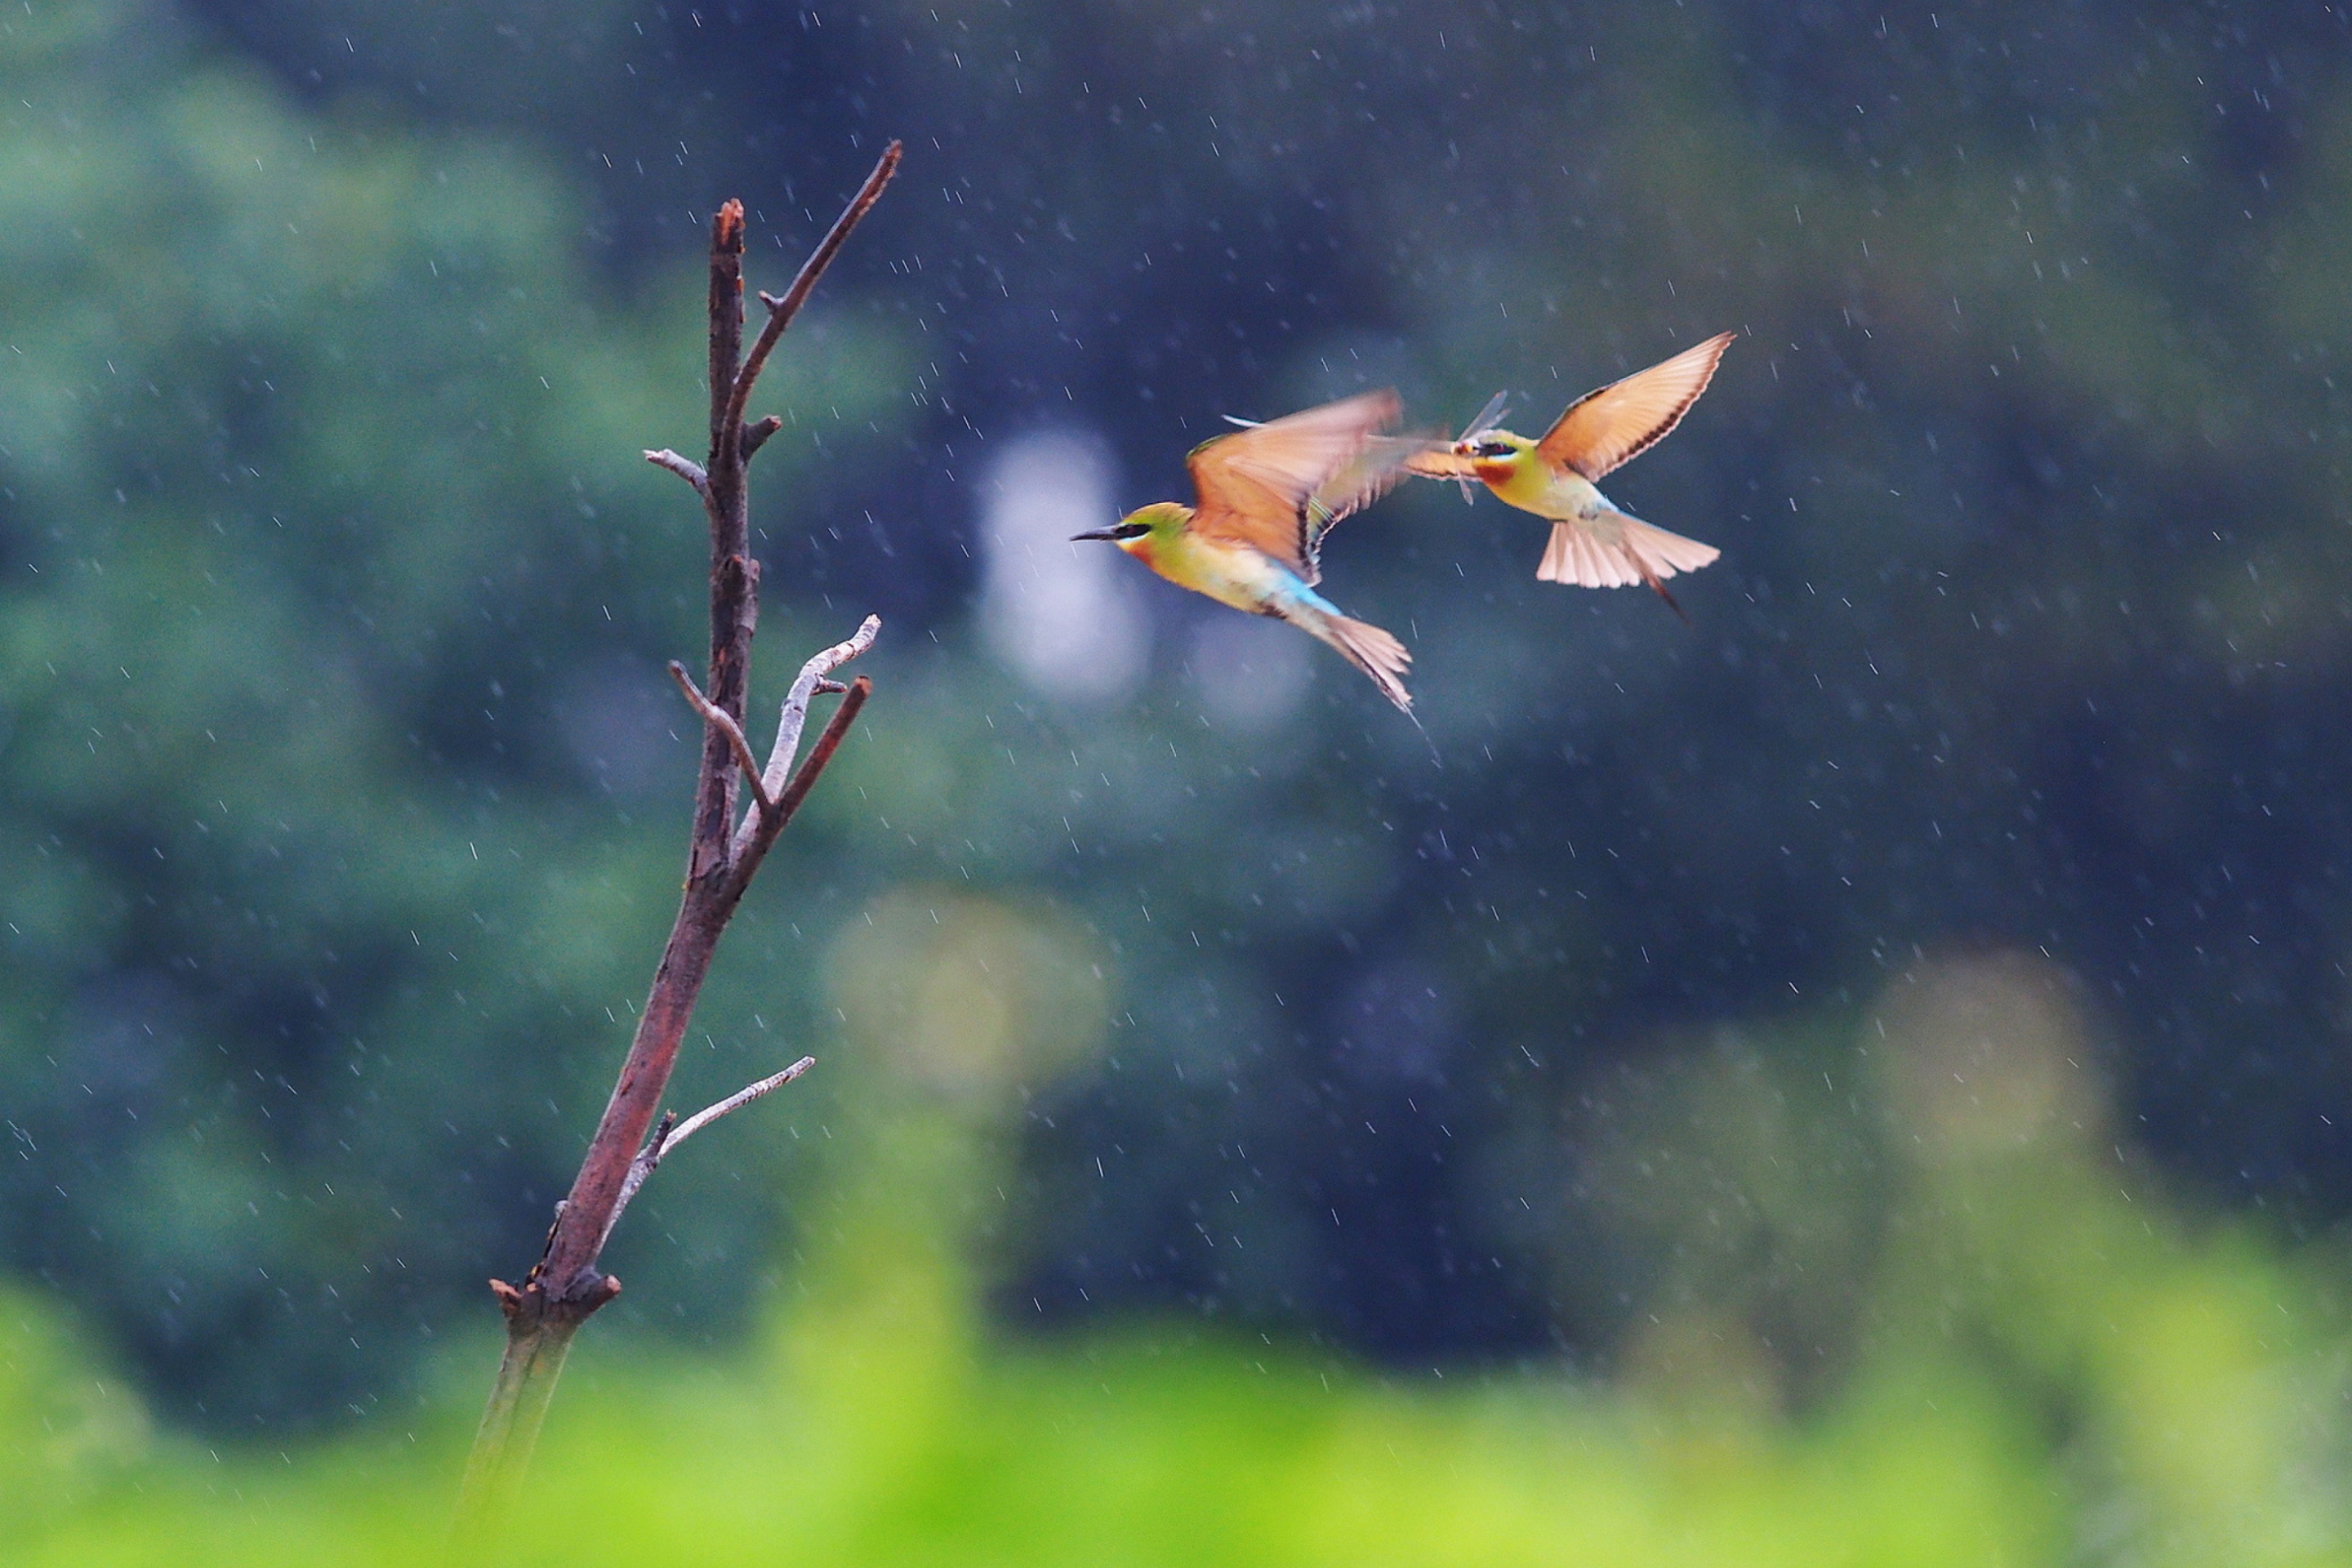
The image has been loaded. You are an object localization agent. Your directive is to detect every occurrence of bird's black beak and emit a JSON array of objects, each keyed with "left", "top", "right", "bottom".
[{"left": 1068, "top": 528, "right": 1121, "bottom": 542}]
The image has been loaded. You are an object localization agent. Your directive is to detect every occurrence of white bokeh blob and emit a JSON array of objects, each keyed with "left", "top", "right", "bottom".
[{"left": 978, "top": 430, "right": 1147, "bottom": 702}]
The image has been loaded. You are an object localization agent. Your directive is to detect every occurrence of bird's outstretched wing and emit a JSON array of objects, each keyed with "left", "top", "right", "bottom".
[
  {"left": 1536, "top": 332, "right": 1734, "bottom": 480},
  {"left": 1305, "top": 430, "right": 1445, "bottom": 556},
  {"left": 1187, "top": 389, "right": 1406, "bottom": 585}
]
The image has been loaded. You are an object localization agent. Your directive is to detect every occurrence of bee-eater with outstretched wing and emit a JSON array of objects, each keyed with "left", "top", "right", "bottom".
[
  {"left": 1408, "top": 332, "right": 1735, "bottom": 614},
  {"left": 1072, "top": 389, "right": 1426, "bottom": 713}
]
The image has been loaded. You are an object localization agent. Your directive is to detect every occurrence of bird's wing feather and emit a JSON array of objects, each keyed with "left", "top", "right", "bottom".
[
  {"left": 1535, "top": 332, "right": 1734, "bottom": 480},
  {"left": 1304, "top": 431, "right": 1443, "bottom": 564},
  {"left": 1187, "top": 389, "right": 1403, "bottom": 584}
]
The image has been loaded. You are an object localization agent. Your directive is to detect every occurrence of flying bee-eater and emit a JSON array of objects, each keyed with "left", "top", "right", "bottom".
[
  {"left": 1072, "top": 389, "right": 1425, "bottom": 714},
  {"left": 1408, "top": 332, "right": 1735, "bottom": 614}
]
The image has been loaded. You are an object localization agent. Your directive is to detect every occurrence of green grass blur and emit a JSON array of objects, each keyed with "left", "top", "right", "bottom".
[{"left": 7, "top": 950, "right": 2348, "bottom": 1565}]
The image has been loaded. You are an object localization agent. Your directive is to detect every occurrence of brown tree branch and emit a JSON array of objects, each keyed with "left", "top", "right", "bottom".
[
  {"left": 455, "top": 149, "right": 900, "bottom": 1551},
  {"left": 669, "top": 660, "right": 773, "bottom": 814},
  {"left": 722, "top": 675, "right": 869, "bottom": 904},
  {"left": 738, "top": 414, "right": 784, "bottom": 461},
  {"left": 725, "top": 143, "right": 902, "bottom": 443},
  {"left": 689, "top": 199, "right": 755, "bottom": 890},
  {"left": 775, "top": 677, "right": 870, "bottom": 829}
]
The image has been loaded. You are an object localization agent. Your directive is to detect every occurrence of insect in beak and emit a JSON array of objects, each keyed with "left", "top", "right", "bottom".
[{"left": 1458, "top": 390, "right": 1509, "bottom": 443}]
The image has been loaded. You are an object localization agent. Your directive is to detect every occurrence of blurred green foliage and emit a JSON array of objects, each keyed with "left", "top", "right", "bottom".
[
  {"left": 0, "top": 0, "right": 906, "bottom": 1423},
  {"left": 10, "top": 950, "right": 2352, "bottom": 1563}
]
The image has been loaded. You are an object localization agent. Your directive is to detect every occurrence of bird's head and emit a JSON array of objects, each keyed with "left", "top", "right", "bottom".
[
  {"left": 1071, "top": 501, "right": 1189, "bottom": 561},
  {"left": 1453, "top": 427, "right": 1535, "bottom": 483}
]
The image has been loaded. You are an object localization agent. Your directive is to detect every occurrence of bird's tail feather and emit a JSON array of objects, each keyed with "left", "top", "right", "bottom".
[
  {"left": 1311, "top": 611, "right": 1414, "bottom": 715},
  {"left": 1535, "top": 514, "right": 1721, "bottom": 598}
]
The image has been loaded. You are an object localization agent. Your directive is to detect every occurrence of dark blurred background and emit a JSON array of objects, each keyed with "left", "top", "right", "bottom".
[{"left": 5, "top": 0, "right": 2352, "bottom": 1441}]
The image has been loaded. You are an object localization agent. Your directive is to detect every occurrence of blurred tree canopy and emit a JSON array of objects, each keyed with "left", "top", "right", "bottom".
[
  {"left": 7, "top": 0, "right": 2352, "bottom": 1450},
  {"left": 0, "top": 0, "right": 904, "bottom": 1424}
]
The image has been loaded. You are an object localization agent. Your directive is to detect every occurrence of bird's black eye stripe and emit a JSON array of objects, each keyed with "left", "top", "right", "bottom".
[
  {"left": 1475, "top": 440, "right": 1514, "bottom": 458},
  {"left": 1113, "top": 521, "right": 1152, "bottom": 540}
]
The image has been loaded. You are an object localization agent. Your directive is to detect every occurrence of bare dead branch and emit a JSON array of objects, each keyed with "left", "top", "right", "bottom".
[
  {"left": 644, "top": 447, "right": 710, "bottom": 494},
  {"left": 729, "top": 613, "right": 880, "bottom": 861},
  {"left": 732, "top": 678, "right": 871, "bottom": 884},
  {"left": 706, "top": 201, "right": 746, "bottom": 470},
  {"left": 662, "top": 1057, "right": 813, "bottom": 1152},
  {"left": 724, "top": 143, "right": 902, "bottom": 442},
  {"left": 684, "top": 155, "right": 895, "bottom": 893},
  {"left": 535, "top": 171, "right": 893, "bottom": 1318},
  {"left": 459, "top": 158, "right": 901, "bottom": 1551},
  {"left": 598, "top": 1056, "right": 816, "bottom": 1253},
  {"left": 773, "top": 676, "right": 868, "bottom": 831},
  {"left": 679, "top": 201, "right": 760, "bottom": 894},
  {"left": 739, "top": 414, "right": 782, "bottom": 461},
  {"left": 668, "top": 661, "right": 774, "bottom": 814},
  {"left": 764, "top": 613, "right": 880, "bottom": 792}
]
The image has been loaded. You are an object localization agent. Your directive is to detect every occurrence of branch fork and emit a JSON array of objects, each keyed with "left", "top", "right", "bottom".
[{"left": 597, "top": 1055, "right": 817, "bottom": 1255}]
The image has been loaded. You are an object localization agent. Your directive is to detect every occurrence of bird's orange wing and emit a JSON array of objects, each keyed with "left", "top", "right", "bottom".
[
  {"left": 1535, "top": 332, "right": 1734, "bottom": 480},
  {"left": 1186, "top": 389, "right": 1404, "bottom": 585},
  {"left": 1307, "top": 430, "right": 1444, "bottom": 544}
]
